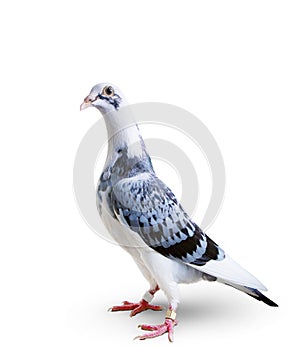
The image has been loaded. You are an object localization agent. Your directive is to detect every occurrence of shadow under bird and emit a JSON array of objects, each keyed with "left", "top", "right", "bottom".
[{"left": 80, "top": 83, "right": 278, "bottom": 341}]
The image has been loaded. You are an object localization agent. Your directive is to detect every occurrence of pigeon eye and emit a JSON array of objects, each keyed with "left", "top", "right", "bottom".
[{"left": 103, "top": 86, "right": 114, "bottom": 97}]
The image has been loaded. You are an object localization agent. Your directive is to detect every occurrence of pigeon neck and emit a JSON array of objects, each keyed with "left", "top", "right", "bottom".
[{"left": 102, "top": 108, "right": 149, "bottom": 163}]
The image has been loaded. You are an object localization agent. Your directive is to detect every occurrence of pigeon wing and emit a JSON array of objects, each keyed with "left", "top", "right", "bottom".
[{"left": 111, "top": 172, "right": 224, "bottom": 266}]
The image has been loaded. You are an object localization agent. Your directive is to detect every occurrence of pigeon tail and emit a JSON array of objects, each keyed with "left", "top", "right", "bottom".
[{"left": 219, "top": 280, "right": 278, "bottom": 307}]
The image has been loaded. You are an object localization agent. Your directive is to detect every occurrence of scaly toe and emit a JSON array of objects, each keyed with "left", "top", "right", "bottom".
[
  {"left": 136, "top": 319, "right": 177, "bottom": 341},
  {"left": 109, "top": 301, "right": 139, "bottom": 312},
  {"left": 109, "top": 299, "right": 163, "bottom": 316},
  {"left": 130, "top": 300, "right": 164, "bottom": 317}
]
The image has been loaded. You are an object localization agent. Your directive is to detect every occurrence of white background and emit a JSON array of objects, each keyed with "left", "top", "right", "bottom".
[{"left": 1, "top": 1, "right": 299, "bottom": 347}]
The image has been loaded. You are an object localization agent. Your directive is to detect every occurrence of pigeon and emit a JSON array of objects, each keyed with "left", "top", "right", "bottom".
[{"left": 80, "top": 83, "right": 278, "bottom": 341}]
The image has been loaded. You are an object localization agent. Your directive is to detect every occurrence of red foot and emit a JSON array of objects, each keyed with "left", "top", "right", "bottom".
[
  {"left": 136, "top": 318, "right": 178, "bottom": 342},
  {"left": 109, "top": 299, "right": 163, "bottom": 317}
]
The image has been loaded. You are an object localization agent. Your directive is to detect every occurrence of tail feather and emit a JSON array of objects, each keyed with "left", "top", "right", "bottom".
[
  {"left": 245, "top": 287, "right": 278, "bottom": 307},
  {"left": 220, "top": 280, "right": 278, "bottom": 307}
]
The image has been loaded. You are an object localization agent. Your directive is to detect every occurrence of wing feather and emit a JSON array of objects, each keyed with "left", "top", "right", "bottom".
[{"left": 193, "top": 255, "right": 267, "bottom": 290}]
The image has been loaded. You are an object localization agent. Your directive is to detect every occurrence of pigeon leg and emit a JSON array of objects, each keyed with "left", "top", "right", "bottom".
[
  {"left": 135, "top": 306, "right": 178, "bottom": 342},
  {"left": 109, "top": 285, "right": 163, "bottom": 317}
]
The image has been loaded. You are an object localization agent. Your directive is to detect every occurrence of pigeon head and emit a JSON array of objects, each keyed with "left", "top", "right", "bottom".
[{"left": 80, "top": 83, "right": 124, "bottom": 113}]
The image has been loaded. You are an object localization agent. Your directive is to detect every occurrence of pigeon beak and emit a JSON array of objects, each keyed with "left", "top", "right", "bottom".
[{"left": 80, "top": 97, "right": 92, "bottom": 111}]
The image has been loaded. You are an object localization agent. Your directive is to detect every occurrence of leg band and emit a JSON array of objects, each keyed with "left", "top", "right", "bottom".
[
  {"left": 142, "top": 291, "right": 154, "bottom": 303},
  {"left": 165, "top": 309, "right": 177, "bottom": 320}
]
